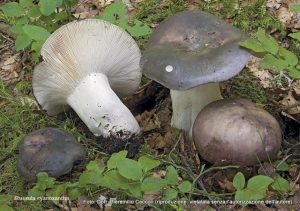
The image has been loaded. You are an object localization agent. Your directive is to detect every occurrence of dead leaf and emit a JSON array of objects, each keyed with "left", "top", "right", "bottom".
[
  {"left": 258, "top": 162, "right": 276, "bottom": 178},
  {"left": 279, "top": 91, "right": 300, "bottom": 114},
  {"left": 0, "top": 52, "right": 23, "bottom": 84}
]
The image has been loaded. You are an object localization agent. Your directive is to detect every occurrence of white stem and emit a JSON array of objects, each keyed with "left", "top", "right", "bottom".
[
  {"left": 67, "top": 73, "right": 140, "bottom": 138},
  {"left": 171, "top": 83, "right": 223, "bottom": 140}
]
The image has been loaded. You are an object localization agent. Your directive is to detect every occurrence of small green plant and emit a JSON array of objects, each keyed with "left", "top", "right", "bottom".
[
  {"left": 233, "top": 170, "right": 290, "bottom": 207},
  {"left": 0, "top": 195, "right": 14, "bottom": 211},
  {"left": 239, "top": 4, "right": 300, "bottom": 80},
  {"left": 27, "top": 150, "right": 192, "bottom": 209},
  {"left": 0, "top": 1, "right": 152, "bottom": 62}
]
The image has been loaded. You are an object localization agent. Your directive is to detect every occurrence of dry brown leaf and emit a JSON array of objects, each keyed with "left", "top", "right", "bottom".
[
  {"left": 266, "top": 0, "right": 282, "bottom": 9},
  {"left": 258, "top": 162, "right": 276, "bottom": 178},
  {"left": 279, "top": 91, "right": 300, "bottom": 114},
  {"left": 276, "top": 6, "right": 292, "bottom": 27},
  {"left": 0, "top": 52, "right": 23, "bottom": 84},
  {"left": 247, "top": 56, "right": 272, "bottom": 88}
]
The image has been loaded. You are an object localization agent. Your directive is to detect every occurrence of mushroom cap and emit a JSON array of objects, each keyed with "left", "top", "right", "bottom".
[
  {"left": 33, "top": 19, "right": 142, "bottom": 115},
  {"left": 192, "top": 98, "right": 282, "bottom": 165},
  {"left": 140, "top": 11, "right": 250, "bottom": 91},
  {"left": 17, "top": 127, "right": 86, "bottom": 181}
]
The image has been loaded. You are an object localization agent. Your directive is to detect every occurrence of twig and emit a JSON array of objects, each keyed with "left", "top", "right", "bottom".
[{"left": 177, "top": 151, "right": 221, "bottom": 211}]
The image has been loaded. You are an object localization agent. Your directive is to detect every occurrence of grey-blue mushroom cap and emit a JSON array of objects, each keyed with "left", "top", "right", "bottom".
[
  {"left": 17, "top": 127, "right": 86, "bottom": 182},
  {"left": 140, "top": 11, "right": 251, "bottom": 90}
]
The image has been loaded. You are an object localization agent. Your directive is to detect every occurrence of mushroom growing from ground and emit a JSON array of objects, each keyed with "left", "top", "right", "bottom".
[
  {"left": 17, "top": 127, "right": 86, "bottom": 182},
  {"left": 32, "top": 19, "right": 141, "bottom": 139},
  {"left": 140, "top": 11, "right": 251, "bottom": 139},
  {"left": 192, "top": 98, "right": 282, "bottom": 165}
]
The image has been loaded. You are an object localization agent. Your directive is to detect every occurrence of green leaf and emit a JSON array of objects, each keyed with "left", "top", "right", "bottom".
[
  {"left": 162, "top": 188, "right": 178, "bottom": 200},
  {"left": 260, "top": 54, "right": 289, "bottom": 71},
  {"left": 15, "top": 34, "right": 32, "bottom": 50},
  {"left": 290, "top": 4, "right": 300, "bottom": 13},
  {"left": 128, "top": 182, "right": 142, "bottom": 197},
  {"left": 107, "top": 150, "right": 127, "bottom": 170},
  {"left": 117, "top": 158, "right": 142, "bottom": 180},
  {"left": 23, "top": 25, "right": 50, "bottom": 41},
  {"left": 0, "top": 195, "right": 13, "bottom": 205},
  {"left": 233, "top": 172, "right": 245, "bottom": 190},
  {"left": 10, "top": 25, "right": 24, "bottom": 34},
  {"left": 288, "top": 66, "right": 300, "bottom": 78},
  {"left": 20, "top": 0, "right": 33, "bottom": 8},
  {"left": 1, "top": 2, "right": 24, "bottom": 17},
  {"left": 78, "top": 170, "right": 103, "bottom": 186},
  {"left": 39, "top": 0, "right": 57, "bottom": 16},
  {"left": 247, "top": 175, "right": 274, "bottom": 191},
  {"left": 28, "top": 172, "right": 56, "bottom": 197},
  {"left": 27, "top": 5, "right": 42, "bottom": 18},
  {"left": 141, "top": 177, "right": 167, "bottom": 193},
  {"left": 100, "top": 1, "right": 126, "bottom": 24},
  {"left": 67, "top": 183, "right": 85, "bottom": 201},
  {"left": 273, "top": 161, "right": 289, "bottom": 171},
  {"left": 278, "top": 46, "right": 298, "bottom": 66},
  {"left": 55, "top": 11, "right": 68, "bottom": 21},
  {"left": 138, "top": 156, "right": 160, "bottom": 173},
  {"left": 102, "top": 170, "right": 129, "bottom": 190},
  {"left": 16, "top": 17, "right": 28, "bottom": 25},
  {"left": 56, "top": 0, "right": 63, "bottom": 7},
  {"left": 31, "top": 40, "right": 44, "bottom": 52},
  {"left": 165, "top": 166, "right": 178, "bottom": 185},
  {"left": 289, "top": 32, "right": 300, "bottom": 41},
  {"left": 235, "top": 189, "right": 252, "bottom": 207},
  {"left": 86, "top": 160, "right": 104, "bottom": 173},
  {"left": 270, "top": 174, "right": 291, "bottom": 191},
  {"left": 121, "top": 19, "right": 152, "bottom": 37},
  {"left": 238, "top": 39, "right": 266, "bottom": 52},
  {"left": 46, "top": 182, "right": 71, "bottom": 204},
  {"left": 256, "top": 27, "right": 279, "bottom": 54},
  {"left": 178, "top": 181, "right": 192, "bottom": 193},
  {"left": 0, "top": 205, "right": 14, "bottom": 211}
]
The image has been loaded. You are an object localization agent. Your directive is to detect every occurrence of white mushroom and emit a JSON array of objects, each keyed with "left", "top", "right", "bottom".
[{"left": 32, "top": 19, "right": 142, "bottom": 138}]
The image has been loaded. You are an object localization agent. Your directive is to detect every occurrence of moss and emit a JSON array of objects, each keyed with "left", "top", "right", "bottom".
[
  {"left": 199, "top": 0, "right": 285, "bottom": 36},
  {"left": 134, "top": 0, "right": 186, "bottom": 25}
]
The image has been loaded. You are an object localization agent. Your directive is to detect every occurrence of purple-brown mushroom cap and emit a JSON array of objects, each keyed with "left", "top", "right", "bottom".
[
  {"left": 192, "top": 98, "right": 282, "bottom": 165},
  {"left": 17, "top": 127, "right": 86, "bottom": 181}
]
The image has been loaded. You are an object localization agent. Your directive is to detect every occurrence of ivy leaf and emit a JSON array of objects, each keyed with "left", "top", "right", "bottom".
[
  {"left": 39, "top": 0, "right": 57, "bottom": 16},
  {"left": 15, "top": 34, "right": 32, "bottom": 50},
  {"left": 278, "top": 46, "right": 298, "bottom": 66},
  {"left": 238, "top": 39, "right": 266, "bottom": 52},
  {"left": 256, "top": 27, "right": 279, "bottom": 54},
  {"left": 1, "top": 2, "right": 24, "bottom": 17},
  {"left": 233, "top": 172, "right": 245, "bottom": 190},
  {"left": 260, "top": 54, "right": 289, "bottom": 71},
  {"left": 23, "top": 25, "right": 50, "bottom": 41},
  {"left": 289, "top": 32, "right": 300, "bottom": 42}
]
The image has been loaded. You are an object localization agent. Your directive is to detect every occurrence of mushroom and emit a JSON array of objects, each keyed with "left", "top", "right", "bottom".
[
  {"left": 32, "top": 19, "right": 142, "bottom": 139},
  {"left": 17, "top": 127, "right": 86, "bottom": 182},
  {"left": 140, "top": 11, "right": 251, "bottom": 139},
  {"left": 192, "top": 98, "right": 282, "bottom": 165}
]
